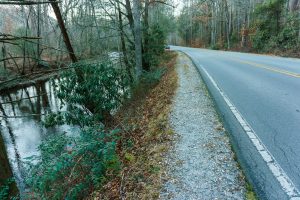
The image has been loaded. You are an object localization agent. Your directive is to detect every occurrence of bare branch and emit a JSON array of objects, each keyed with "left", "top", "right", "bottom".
[{"left": 0, "top": 1, "right": 60, "bottom": 5}]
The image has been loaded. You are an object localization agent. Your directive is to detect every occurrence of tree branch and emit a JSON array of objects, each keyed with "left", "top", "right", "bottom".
[{"left": 0, "top": 1, "right": 60, "bottom": 5}]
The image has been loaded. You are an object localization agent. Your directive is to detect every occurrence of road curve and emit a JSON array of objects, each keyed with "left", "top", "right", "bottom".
[{"left": 171, "top": 46, "right": 300, "bottom": 200}]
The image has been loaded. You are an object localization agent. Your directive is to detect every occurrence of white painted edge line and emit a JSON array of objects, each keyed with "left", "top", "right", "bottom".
[{"left": 201, "top": 67, "right": 300, "bottom": 199}]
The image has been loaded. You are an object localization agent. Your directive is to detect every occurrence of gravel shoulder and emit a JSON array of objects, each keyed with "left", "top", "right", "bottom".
[{"left": 160, "top": 52, "right": 246, "bottom": 200}]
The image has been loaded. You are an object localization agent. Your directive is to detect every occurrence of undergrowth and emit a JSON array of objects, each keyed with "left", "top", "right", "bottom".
[
  {"left": 20, "top": 60, "right": 129, "bottom": 199},
  {"left": 25, "top": 126, "right": 120, "bottom": 199},
  {"left": 92, "top": 51, "right": 178, "bottom": 199},
  {"left": 11, "top": 52, "right": 178, "bottom": 200}
]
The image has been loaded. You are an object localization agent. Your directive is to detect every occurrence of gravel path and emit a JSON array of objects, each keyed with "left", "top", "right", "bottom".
[{"left": 160, "top": 53, "right": 246, "bottom": 200}]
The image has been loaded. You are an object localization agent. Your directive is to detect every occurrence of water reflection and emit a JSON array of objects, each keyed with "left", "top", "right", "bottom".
[{"left": 0, "top": 79, "right": 77, "bottom": 193}]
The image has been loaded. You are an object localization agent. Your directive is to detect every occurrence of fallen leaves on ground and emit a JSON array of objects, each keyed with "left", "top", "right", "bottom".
[{"left": 92, "top": 52, "right": 178, "bottom": 200}]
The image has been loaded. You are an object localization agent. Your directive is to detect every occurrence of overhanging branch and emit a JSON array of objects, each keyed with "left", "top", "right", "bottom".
[{"left": 0, "top": 1, "right": 60, "bottom": 5}]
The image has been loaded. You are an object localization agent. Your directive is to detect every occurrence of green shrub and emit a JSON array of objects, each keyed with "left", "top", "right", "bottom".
[
  {"left": 230, "top": 32, "right": 240, "bottom": 45},
  {"left": 252, "top": 12, "right": 300, "bottom": 52},
  {"left": 25, "top": 59, "right": 132, "bottom": 199},
  {"left": 48, "top": 60, "right": 130, "bottom": 126},
  {"left": 277, "top": 14, "right": 300, "bottom": 50},
  {"left": 0, "top": 178, "right": 18, "bottom": 200},
  {"left": 210, "top": 44, "right": 220, "bottom": 50},
  {"left": 141, "top": 67, "right": 166, "bottom": 86},
  {"left": 144, "top": 23, "right": 167, "bottom": 68},
  {"left": 25, "top": 126, "right": 120, "bottom": 199},
  {"left": 252, "top": 0, "right": 284, "bottom": 51}
]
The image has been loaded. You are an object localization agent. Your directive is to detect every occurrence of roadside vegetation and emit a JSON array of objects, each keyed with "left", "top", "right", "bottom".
[
  {"left": 95, "top": 52, "right": 177, "bottom": 199},
  {"left": 251, "top": 0, "right": 300, "bottom": 56},
  {"left": 176, "top": 0, "right": 300, "bottom": 57},
  {"left": 19, "top": 51, "right": 177, "bottom": 199}
]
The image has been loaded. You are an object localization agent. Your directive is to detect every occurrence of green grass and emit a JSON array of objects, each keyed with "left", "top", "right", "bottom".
[{"left": 246, "top": 182, "right": 258, "bottom": 200}]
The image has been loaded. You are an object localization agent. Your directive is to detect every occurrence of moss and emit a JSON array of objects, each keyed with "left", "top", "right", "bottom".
[{"left": 246, "top": 182, "right": 258, "bottom": 200}]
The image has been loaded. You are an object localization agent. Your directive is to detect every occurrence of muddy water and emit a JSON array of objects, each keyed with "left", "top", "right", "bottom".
[{"left": 0, "top": 79, "right": 77, "bottom": 192}]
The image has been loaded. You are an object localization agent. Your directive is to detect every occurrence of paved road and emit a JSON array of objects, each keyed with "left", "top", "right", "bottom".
[{"left": 171, "top": 46, "right": 300, "bottom": 199}]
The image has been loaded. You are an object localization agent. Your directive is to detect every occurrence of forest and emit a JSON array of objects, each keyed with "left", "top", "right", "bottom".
[
  {"left": 176, "top": 0, "right": 300, "bottom": 56},
  {"left": 0, "top": 0, "right": 300, "bottom": 199}
]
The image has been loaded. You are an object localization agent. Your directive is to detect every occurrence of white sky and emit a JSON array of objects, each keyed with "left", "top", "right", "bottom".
[
  {"left": 173, "top": 0, "right": 184, "bottom": 16},
  {"left": 0, "top": 1, "right": 185, "bottom": 21},
  {"left": 43, "top": 1, "right": 184, "bottom": 18}
]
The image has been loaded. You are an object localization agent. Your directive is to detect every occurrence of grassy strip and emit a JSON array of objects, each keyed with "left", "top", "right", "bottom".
[
  {"left": 246, "top": 182, "right": 258, "bottom": 200},
  {"left": 92, "top": 51, "right": 178, "bottom": 199}
]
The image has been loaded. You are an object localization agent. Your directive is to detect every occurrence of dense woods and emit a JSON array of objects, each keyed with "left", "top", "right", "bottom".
[
  {"left": 176, "top": 0, "right": 300, "bottom": 55},
  {"left": 0, "top": 0, "right": 174, "bottom": 79}
]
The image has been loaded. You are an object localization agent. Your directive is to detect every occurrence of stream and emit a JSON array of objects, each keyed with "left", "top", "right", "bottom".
[{"left": 0, "top": 79, "right": 78, "bottom": 193}]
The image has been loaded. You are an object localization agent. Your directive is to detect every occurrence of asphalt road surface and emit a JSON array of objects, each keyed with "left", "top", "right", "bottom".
[{"left": 171, "top": 46, "right": 300, "bottom": 200}]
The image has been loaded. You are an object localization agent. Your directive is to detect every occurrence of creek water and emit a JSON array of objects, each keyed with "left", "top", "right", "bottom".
[{"left": 0, "top": 79, "right": 77, "bottom": 192}]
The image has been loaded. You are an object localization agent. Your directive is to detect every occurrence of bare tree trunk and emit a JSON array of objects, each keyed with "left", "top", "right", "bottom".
[
  {"left": 289, "top": 0, "right": 299, "bottom": 11},
  {"left": 224, "top": 0, "right": 230, "bottom": 49},
  {"left": 211, "top": 3, "right": 216, "bottom": 46},
  {"left": 49, "top": 0, "right": 78, "bottom": 63},
  {"left": 117, "top": 1, "right": 133, "bottom": 82},
  {"left": 2, "top": 44, "right": 6, "bottom": 69},
  {"left": 132, "top": 0, "right": 143, "bottom": 80},
  {"left": 37, "top": 3, "right": 41, "bottom": 67},
  {"left": 125, "top": 0, "right": 135, "bottom": 37},
  {"left": 22, "top": 7, "right": 30, "bottom": 75},
  {"left": 143, "top": 0, "right": 151, "bottom": 71}
]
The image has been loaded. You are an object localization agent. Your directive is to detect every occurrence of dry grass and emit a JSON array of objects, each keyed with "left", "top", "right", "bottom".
[{"left": 91, "top": 51, "right": 178, "bottom": 200}]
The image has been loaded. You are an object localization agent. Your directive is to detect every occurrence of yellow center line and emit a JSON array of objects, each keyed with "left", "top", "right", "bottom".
[{"left": 229, "top": 58, "right": 300, "bottom": 78}]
